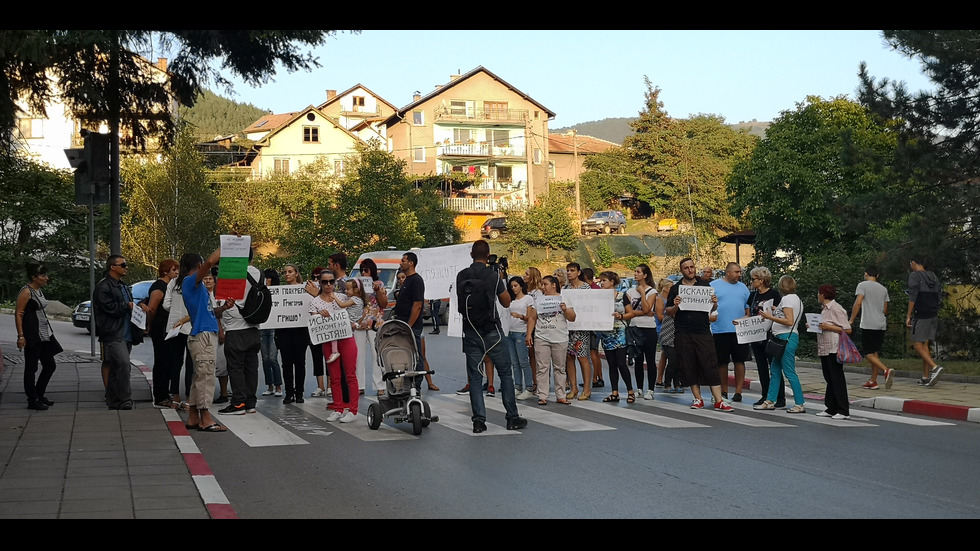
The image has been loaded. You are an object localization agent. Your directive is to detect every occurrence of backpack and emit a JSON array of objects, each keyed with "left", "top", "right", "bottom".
[
  {"left": 457, "top": 265, "right": 498, "bottom": 332},
  {"left": 238, "top": 272, "right": 272, "bottom": 325}
]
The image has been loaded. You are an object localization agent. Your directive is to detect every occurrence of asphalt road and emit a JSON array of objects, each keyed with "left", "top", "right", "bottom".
[{"left": 28, "top": 317, "right": 980, "bottom": 518}]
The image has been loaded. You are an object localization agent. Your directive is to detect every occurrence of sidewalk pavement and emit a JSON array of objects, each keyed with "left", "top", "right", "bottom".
[
  {"left": 0, "top": 340, "right": 219, "bottom": 519},
  {"left": 2, "top": 341, "right": 979, "bottom": 519}
]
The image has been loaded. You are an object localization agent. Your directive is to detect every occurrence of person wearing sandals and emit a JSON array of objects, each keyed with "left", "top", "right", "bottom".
[
  {"left": 529, "top": 275, "right": 576, "bottom": 405},
  {"left": 754, "top": 275, "right": 806, "bottom": 414},
  {"left": 563, "top": 263, "right": 592, "bottom": 400},
  {"left": 15, "top": 262, "right": 62, "bottom": 410},
  {"left": 811, "top": 284, "right": 852, "bottom": 419},
  {"left": 624, "top": 263, "right": 659, "bottom": 399},
  {"left": 180, "top": 249, "right": 227, "bottom": 432},
  {"left": 598, "top": 272, "right": 634, "bottom": 404}
]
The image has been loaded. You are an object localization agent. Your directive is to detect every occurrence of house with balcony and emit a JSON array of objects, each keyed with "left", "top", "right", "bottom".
[
  {"left": 316, "top": 84, "right": 396, "bottom": 145},
  {"left": 242, "top": 105, "right": 367, "bottom": 178},
  {"left": 382, "top": 66, "right": 555, "bottom": 221}
]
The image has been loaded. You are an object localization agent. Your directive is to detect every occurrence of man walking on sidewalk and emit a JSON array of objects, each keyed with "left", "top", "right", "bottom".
[
  {"left": 849, "top": 266, "right": 894, "bottom": 390},
  {"left": 906, "top": 257, "right": 943, "bottom": 387}
]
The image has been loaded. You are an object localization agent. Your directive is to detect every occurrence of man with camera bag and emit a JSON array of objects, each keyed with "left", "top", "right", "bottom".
[{"left": 456, "top": 240, "right": 527, "bottom": 433}]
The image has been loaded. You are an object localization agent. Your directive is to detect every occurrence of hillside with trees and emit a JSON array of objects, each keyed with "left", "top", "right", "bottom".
[
  {"left": 178, "top": 88, "right": 269, "bottom": 141},
  {"left": 555, "top": 117, "right": 768, "bottom": 144}
]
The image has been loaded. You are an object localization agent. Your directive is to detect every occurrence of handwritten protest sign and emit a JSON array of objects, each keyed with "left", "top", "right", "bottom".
[
  {"left": 805, "top": 313, "right": 823, "bottom": 333},
  {"left": 677, "top": 285, "right": 714, "bottom": 312},
  {"left": 415, "top": 243, "right": 472, "bottom": 300},
  {"left": 259, "top": 284, "right": 311, "bottom": 330},
  {"left": 535, "top": 294, "right": 562, "bottom": 316},
  {"left": 735, "top": 315, "right": 772, "bottom": 344},
  {"left": 215, "top": 234, "right": 251, "bottom": 301},
  {"left": 564, "top": 288, "right": 614, "bottom": 331},
  {"left": 308, "top": 309, "right": 353, "bottom": 345},
  {"left": 130, "top": 305, "right": 146, "bottom": 331}
]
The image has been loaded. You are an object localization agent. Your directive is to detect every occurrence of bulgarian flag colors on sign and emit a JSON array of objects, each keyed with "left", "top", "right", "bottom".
[{"left": 215, "top": 234, "right": 252, "bottom": 301}]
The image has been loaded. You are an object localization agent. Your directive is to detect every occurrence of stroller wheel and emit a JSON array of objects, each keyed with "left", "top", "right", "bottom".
[
  {"left": 410, "top": 402, "right": 423, "bottom": 436},
  {"left": 367, "top": 403, "right": 382, "bottom": 430},
  {"left": 421, "top": 401, "right": 432, "bottom": 428}
]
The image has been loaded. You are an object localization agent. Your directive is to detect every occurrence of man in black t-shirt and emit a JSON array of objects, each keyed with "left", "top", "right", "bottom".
[
  {"left": 664, "top": 257, "right": 733, "bottom": 412},
  {"left": 394, "top": 252, "right": 426, "bottom": 391}
]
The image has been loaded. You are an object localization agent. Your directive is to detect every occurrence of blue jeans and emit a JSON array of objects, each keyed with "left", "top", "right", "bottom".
[
  {"left": 767, "top": 332, "right": 804, "bottom": 406},
  {"left": 504, "top": 331, "right": 533, "bottom": 390},
  {"left": 260, "top": 328, "right": 282, "bottom": 386},
  {"left": 463, "top": 327, "right": 519, "bottom": 423}
]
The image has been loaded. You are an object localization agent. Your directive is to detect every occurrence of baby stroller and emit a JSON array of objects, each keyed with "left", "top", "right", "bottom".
[{"left": 366, "top": 319, "right": 438, "bottom": 435}]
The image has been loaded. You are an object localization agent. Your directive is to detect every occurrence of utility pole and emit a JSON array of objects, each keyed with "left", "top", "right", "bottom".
[{"left": 566, "top": 129, "right": 581, "bottom": 218}]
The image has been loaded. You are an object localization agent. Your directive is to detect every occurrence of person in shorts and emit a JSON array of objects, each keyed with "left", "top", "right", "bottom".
[{"left": 848, "top": 266, "right": 893, "bottom": 390}]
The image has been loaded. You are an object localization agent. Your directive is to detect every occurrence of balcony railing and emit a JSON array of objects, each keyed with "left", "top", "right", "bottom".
[
  {"left": 443, "top": 192, "right": 528, "bottom": 214},
  {"left": 434, "top": 106, "right": 528, "bottom": 124},
  {"left": 437, "top": 143, "right": 525, "bottom": 158}
]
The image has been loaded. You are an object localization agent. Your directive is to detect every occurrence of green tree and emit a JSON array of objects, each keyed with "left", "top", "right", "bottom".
[
  {"left": 727, "top": 95, "right": 899, "bottom": 272},
  {"left": 507, "top": 186, "right": 578, "bottom": 261},
  {"left": 120, "top": 127, "right": 221, "bottom": 272},
  {"left": 858, "top": 30, "right": 980, "bottom": 284},
  {"left": 0, "top": 152, "right": 89, "bottom": 305}
]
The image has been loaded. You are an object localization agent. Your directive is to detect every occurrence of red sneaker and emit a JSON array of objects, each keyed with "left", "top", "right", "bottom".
[
  {"left": 714, "top": 400, "right": 734, "bottom": 412},
  {"left": 690, "top": 398, "right": 704, "bottom": 409}
]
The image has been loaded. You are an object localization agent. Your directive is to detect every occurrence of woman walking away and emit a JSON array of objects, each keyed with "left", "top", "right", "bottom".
[
  {"left": 598, "top": 272, "right": 634, "bottom": 404},
  {"left": 15, "top": 262, "right": 63, "bottom": 410},
  {"left": 812, "top": 284, "right": 852, "bottom": 419},
  {"left": 754, "top": 275, "right": 806, "bottom": 413},
  {"left": 747, "top": 267, "right": 784, "bottom": 407},
  {"left": 505, "top": 276, "right": 535, "bottom": 400}
]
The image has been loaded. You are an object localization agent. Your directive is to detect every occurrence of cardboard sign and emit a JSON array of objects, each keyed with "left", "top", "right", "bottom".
[
  {"left": 563, "top": 288, "right": 614, "bottom": 331},
  {"left": 535, "top": 294, "right": 562, "bottom": 315},
  {"left": 215, "top": 234, "right": 251, "bottom": 301},
  {"left": 307, "top": 309, "right": 353, "bottom": 345},
  {"left": 677, "top": 285, "right": 714, "bottom": 312},
  {"left": 415, "top": 243, "right": 473, "bottom": 300},
  {"left": 805, "top": 313, "right": 823, "bottom": 333},
  {"left": 259, "top": 284, "right": 312, "bottom": 329},
  {"left": 735, "top": 315, "right": 772, "bottom": 344}
]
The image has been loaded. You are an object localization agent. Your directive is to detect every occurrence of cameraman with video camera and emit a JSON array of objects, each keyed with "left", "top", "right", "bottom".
[{"left": 456, "top": 240, "right": 527, "bottom": 433}]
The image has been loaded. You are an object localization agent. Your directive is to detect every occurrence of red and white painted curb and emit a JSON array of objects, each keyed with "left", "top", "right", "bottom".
[{"left": 134, "top": 359, "right": 238, "bottom": 518}]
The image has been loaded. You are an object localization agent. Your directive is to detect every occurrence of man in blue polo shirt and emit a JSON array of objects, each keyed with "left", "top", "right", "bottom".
[
  {"left": 711, "top": 262, "right": 751, "bottom": 402},
  {"left": 181, "top": 248, "right": 226, "bottom": 433}
]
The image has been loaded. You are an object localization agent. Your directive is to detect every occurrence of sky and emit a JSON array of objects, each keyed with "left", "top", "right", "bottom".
[{"left": 203, "top": 30, "right": 936, "bottom": 128}]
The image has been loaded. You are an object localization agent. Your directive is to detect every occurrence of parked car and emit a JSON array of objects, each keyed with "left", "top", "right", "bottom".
[
  {"left": 480, "top": 216, "right": 508, "bottom": 239},
  {"left": 72, "top": 279, "right": 155, "bottom": 332},
  {"left": 581, "top": 210, "right": 627, "bottom": 235}
]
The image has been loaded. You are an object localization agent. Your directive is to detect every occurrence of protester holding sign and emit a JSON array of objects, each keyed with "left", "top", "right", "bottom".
[
  {"left": 624, "top": 263, "right": 659, "bottom": 399},
  {"left": 664, "top": 258, "right": 733, "bottom": 412},
  {"left": 746, "top": 267, "right": 784, "bottom": 408},
  {"left": 529, "top": 275, "right": 576, "bottom": 406},
  {"left": 598, "top": 272, "right": 634, "bottom": 404},
  {"left": 563, "top": 263, "right": 593, "bottom": 401},
  {"left": 812, "top": 284, "right": 852, "bottom": 419},
  {"left": 754, "top": 275, "right": 806, "bottom": 413},
  {"left": 276, "top": 264, "right": 309, "bottom": 405},
  {"left": 309, "top": 271, "right": 359, "bottom": 423}
]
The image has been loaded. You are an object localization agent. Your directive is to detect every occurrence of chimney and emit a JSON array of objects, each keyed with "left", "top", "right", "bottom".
[
  {"left": 413, "top": 90, "right": 421, "bottom": 102},
  {"left": 326, "top": 89, "right": 337, "bottom": 100},
  {"left": 449, "top": 73, "right": 461, "bottom": 81},
  {"left": 157, "top": 58, "right": 168, "bottom": 72}
]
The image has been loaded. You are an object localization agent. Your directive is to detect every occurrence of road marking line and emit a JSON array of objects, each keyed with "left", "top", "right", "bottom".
[
  {"left": 634, "top": 398, "right": 794, "bottom": 427},
  {"left": 215, "top": 410, "right": 310, "bottom": 447},
  {"left": 435, "top": 394, "right": 615, "bottom": 432},
  {"left": 292, "top": 401, "right": 417, "bottom": 440}
]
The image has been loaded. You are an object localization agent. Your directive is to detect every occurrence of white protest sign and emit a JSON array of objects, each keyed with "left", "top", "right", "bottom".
[
  {"left": 677, "top": 285, "right": 714, "bottom": 312},
  {"left": 535, "top": 294, "right": 562, "bottom": 316},
  {"left": 307, "top": 309, "right": 353, "bottom": 345},
  {"left": 497, "top": 301, "right": 511, "bottom": 336},
  {"left": 415, "top": 243, "right": 473, "bottom": 300},
  {"left": 735, "top": 315, "right": 772, "bottom": 344},
  {"left": 131, "top": 305, "right": 146, "bottom": 331},
  {"left": 259, "top": 284, "right": 312, "bottom": 329},
  {"left": 805, "top": 313, "right": 823, "bottom": 333},
  {"left": 359, "top": 277, "right": 375, "bottom": 295},
  {"left": 447, "top": 287, "right": 463, "bottom": 337},
  {"left": 564, "top": 288, "right": 614, "bottom": 331}
]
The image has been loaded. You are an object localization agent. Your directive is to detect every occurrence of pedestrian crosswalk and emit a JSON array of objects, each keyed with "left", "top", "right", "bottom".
[{"left": 188, "top": 389, "right": 956, "bottom": 447}]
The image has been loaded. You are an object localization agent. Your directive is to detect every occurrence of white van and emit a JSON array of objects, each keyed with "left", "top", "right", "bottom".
[{"left": 352, "top": 249, "right": 450, "bottom": 326}]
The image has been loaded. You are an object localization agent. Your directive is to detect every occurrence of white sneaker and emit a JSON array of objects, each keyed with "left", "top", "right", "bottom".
[
  {"left": 816, "top": 410, "right": 832, "bottom": 417},
  {"left": 339, "top": 410, "right": 357, "bottom": 423},
  {"left": 311, "top": 388, "right": 326, "bottom": 397},
  {"left": 261, "top": 389, "right": 274, "bottom": 396},
  {"left": 274, "top": 389, "right": 283, "bottom": 397},
  {"left": 831, "top": 413, "right": 850, "bottom": 420},
  {"left": 517, "top": 390, "right": 535, "bottom": 400},
  {"left": 327, "top": 352, "right": 341, "bottom": 363},
  {"left": 326, "top": 410, "right": 343, "bottom": 422},
  {"left": 643, "top": 389, "right": 655, "bottom": 400}
]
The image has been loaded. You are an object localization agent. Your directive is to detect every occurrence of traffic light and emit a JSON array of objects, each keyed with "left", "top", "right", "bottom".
[{"left": 69, "top": 132, "right": 110, "bottom": 205}]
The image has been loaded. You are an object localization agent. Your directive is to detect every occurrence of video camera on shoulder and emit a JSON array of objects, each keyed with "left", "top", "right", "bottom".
[{"left": 487, "top": 254, "right": 508, "bottom": 277}]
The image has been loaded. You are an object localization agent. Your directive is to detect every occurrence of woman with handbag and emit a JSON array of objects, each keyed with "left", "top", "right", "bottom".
[
  {"left": 15, "top": 262, "right": 63, "bottom": 410},
  {"left": 754, "top": 275, "right": 807, "bottom": 413},
  {"left": 624, "top": 263, "right": 659, "bottom": 399},
  {"left": 747, "top": 267, "right": 785, "bottom": 408},
  {"left": 811, "top": 284, "right": 853, "bottom": 419}
]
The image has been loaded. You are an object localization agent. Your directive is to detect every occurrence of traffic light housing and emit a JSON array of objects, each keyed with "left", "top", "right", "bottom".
[{"left": 71, "top": 132, "right": 110, "bottom": 205}]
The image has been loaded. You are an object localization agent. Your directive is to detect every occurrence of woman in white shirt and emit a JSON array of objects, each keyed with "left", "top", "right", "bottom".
[
  {"left": 504, "top": 276, "right": 536, "bottom": 400},
  {"left": 624, "top": 263, "right": 659, "bottom": 399},
  {"left": 527, "top": 275, "right": 576, "bottom": 405},
  {"left": 754, "top": 275, "right": 806, "bottom": 413}
]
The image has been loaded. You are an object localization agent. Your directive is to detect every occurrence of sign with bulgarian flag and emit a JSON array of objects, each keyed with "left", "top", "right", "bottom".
[{"left": 215, "top": 234, "right": 251, "bottom": 301}]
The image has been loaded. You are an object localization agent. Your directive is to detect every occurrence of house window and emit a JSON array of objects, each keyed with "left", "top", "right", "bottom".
[
  {"left": 549, "top": 161, "right": 556, "bottom": 177},
  {"left": 486, "top": 129, "right": 509, "bottom": 147},
  {"left": 534, "top": 148, "right": 542, "bottom": 164},
  {"left": 450, "top": 100, "right": 473, "bottom": 117},
  {"left": 334, "top": 159, "right": 344, "bottom": 176},
  {"left": 274, "top": 158, "right": 290, "bottom": 174},
  {"left": 484, "top": 101, "right": 508, "bottom": 119},
  {"left": 413, "top": 110, "right": 424, "bottom": 125},
  {"left": 453, "top": 128, "right": 473, "bottom": 143},
  {"left": 352, "top": 96, "right": 365, "bottom": 112},
  {"left": 414, "top": 147, "right": 425, "bottom": 162},
  {"left": 17, "top": 117, "right": 43, "bottom": 139},
  {"left": 303, "top": 126, "right": 319, "bottom": 143},
  {"left": 496, "top": 165, "right": 513, "bottom": 183}
]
